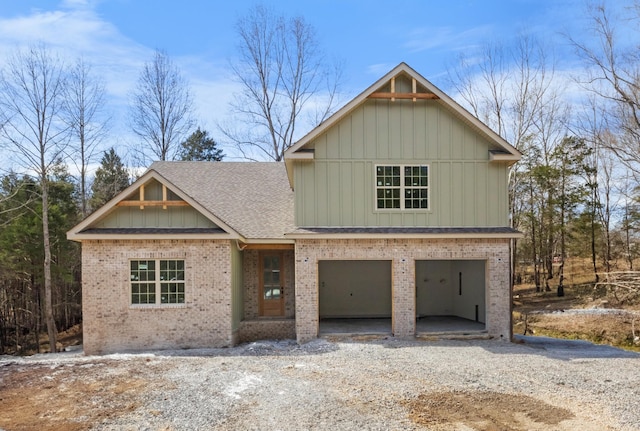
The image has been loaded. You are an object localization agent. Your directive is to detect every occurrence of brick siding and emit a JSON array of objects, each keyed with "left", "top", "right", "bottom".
[
  {"left": 294, "top": 238, "right": 512, "bottom": 343},
  {"left": 237, "top": 319, "right": 296, "bottom": 343},
  {"left": 81, "top": 239, "right": 234, "bottom": 354},
  {"left": 82, "top": 237, "right": 511, "bottom": 353}
]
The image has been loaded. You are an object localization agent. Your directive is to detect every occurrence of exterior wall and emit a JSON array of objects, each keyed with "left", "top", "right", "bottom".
[
  {"left": 237, "top": 320, "right": 295, "bottom": 343},
  {"left": 293, "top": 97, "right": 509, "bottom": 228},
  {"left": 96, "top": 205, "right": 217, "bottom": 229},
  {"left": 294, "top": 238, "right": 511, "bottom": 343},
  {"left": 82, "top": 239, "right": 234, "bottom": 354}
]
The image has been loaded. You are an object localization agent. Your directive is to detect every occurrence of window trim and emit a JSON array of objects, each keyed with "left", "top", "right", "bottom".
[
  {"left": 130, "top": 259, "right": 186, "bottom": 307},
  {"left": 374, "top": 164, "right": 430, "bottom": 211}
]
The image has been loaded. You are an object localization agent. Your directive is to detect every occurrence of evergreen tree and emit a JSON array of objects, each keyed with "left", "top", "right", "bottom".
[
  {"left": 0, "top": 165, "right": 81, "bottom": 354},
  {"left": 178, "top": 128, "right": 224, "bottom": 161},
  {"left": 89, "top": 148, "right": 130, "bottom": 212}
]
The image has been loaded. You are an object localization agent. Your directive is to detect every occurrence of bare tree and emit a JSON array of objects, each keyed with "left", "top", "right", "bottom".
[
  {"left": 223, "top": 4, "right": 342, "bottom": 161},
  {"left": 447, "top": 33, "right": 557, "bottom": 285},
  {"left": 531, "top": 89, "right": 572, "bottom": 292},
  {"left": 568, "top": 1, "right": 640, "bottom": 178},
  {"left": 130, "top": 49, "right": 194, "bottom": 164},
  {"left": 447, "top": 34, "right": 553, "bottom": 151},
  {"left": 0, "top": 44, "right": 70, "bottom": 352},
  {"left": 63, "top": 57, "right": 109, "bottom": 216},
  {"left": 596, "top": 140, "right": 619, "bottom": 274}
]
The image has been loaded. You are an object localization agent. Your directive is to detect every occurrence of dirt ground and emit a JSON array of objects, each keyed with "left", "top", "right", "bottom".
[
  {"left": 513, "top": 282, "right": 640, "bottom": 351},
  {"left": 0, "top": 359, "right": 155, "bottom": 431},
  {"left": 406, "top": 391, "right": 574, "bottom": 431},
  {"left": 0, "top": 361, "right": 569, "bottom": 431},
  {"left": 0, "top": 347, "right": 622, "bottom": 431}
]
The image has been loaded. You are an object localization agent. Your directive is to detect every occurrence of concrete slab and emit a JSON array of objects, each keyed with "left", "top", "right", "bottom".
[
  {"left": 416, "top": 315, "right": 486, "bottom": 334},
  {"left": 319, "top": 316, "right": 486, "bottom": 336}
]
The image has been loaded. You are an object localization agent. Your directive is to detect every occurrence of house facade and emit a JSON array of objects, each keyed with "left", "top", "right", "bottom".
[{"left": 68, "top": 63, "right": 521, "bottom": 354}]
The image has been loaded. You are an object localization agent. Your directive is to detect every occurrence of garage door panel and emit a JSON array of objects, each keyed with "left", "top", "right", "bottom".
[{"left": 319, "top": 260, "right": 391, "bottom": 318}]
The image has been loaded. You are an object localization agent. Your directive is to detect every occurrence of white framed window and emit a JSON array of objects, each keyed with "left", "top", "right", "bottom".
[
  {"left": 375, "top": 165, "right": 429, "bottom": 210},
  {"left": 130, "top": 259, "right": 185, "bottom": 305}
]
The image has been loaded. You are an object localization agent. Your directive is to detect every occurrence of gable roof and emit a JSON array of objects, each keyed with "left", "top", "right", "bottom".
[
  {"left": 284, "top": 62, "right": 521, "bottom": 184},
  {"left": 67, "top": 162, "right": 295, "bottom": 243},
  {"left": 149, "top": 162, "right": 294, "bottom": 242}
]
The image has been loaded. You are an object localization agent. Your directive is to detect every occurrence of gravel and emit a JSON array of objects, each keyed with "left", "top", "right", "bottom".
[
  {"left": 537, "top": 307, "right": 640, "bottom": 316},
  {"left": 1, "top": 336, "right": 639, "bottom": 430}
]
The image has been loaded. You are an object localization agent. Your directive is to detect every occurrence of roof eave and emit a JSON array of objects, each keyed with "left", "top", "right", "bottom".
[
  {"left": 489, "top": 152, "right": 521, "bottom": 166},
  {"left": 67, "top": 232, "right": 239, "bottom": 242},
  {"left": 241, "top": 238, "right": 296, "bottom": 244},
  {"left": 285, "top": 232, "right": 524, "bottom": 240}
]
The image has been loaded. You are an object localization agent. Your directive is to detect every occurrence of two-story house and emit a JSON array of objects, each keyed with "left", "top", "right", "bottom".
[{"left": 68, "top": 63, "right": 521, "bottom": 354}]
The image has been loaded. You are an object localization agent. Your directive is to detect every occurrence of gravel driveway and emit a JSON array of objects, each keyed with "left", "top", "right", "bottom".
[{"left": 1, "top": 335, "right": 639, "bottom": 430}]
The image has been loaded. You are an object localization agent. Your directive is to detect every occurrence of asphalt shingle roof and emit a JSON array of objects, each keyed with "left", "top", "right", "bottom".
[{"left": 149, "top": 161, "right": 294, "bottom": 240}]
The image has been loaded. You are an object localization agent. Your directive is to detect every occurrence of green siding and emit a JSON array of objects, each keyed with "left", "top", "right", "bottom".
[
  {"left": 231, "top": 245, "right": 244, "bottom": 331},
  {"left": 294, "top": 98, "right": 510, "bottom": 228},
  {"left": 96, "top": 179, "right": 219, "bottom": 229},
  {"left": 96, "top": 206, "right": 218, "bottom": 229}
]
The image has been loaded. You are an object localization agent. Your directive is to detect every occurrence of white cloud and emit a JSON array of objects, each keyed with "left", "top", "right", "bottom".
[
  {"left": 0, "top": 1, "right": 241, "bottom": 167},
  {"left": 366, "top": 63, "right": 396, "bottom": 76}
]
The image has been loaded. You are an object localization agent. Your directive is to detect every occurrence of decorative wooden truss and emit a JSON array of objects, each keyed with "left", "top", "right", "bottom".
[
  {"left": 116, "top": 183, "right": 189, "bottom": 210},
  {"left": 368, "top": 76, "right": 440, "bottom": 102}
]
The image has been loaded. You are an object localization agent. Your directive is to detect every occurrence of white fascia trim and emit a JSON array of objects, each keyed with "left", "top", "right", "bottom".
[
  {"left": 489, "top": 152, "right": 521, "bottom": 163},
  {"left": 241, "top": 238, "right": 296, "bottom": 244},
  {"left": 287, "top": 151, "right": 314, "bottom": 160}
]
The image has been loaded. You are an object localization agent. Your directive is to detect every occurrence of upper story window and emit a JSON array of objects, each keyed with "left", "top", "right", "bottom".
[
  {"left": 376, "top": 165, "right": 429, "bottom": 210},
  {"left": 130, "top": 259, "right": 185, "bottom": 305}
]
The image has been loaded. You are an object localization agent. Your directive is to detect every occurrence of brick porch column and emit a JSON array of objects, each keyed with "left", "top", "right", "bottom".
[
  {"left": 486, "top": 245, "right": 512, "bottom": 341},
  {"left": 392, "top": 257, "right": 415, "bottom": 337},
  {"left": 294, "top": 243, "right": 319, "bottom": 343}
]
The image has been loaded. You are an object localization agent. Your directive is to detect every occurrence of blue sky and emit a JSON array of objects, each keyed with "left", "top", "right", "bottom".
[{"left": 0, "top": 0, "right": 597, "bottom": 164}]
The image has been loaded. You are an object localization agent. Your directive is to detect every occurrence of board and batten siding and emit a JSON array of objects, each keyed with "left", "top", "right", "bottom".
[
  {"left": 95, "top": 206, "right": 218, "bottom": 229},
  {"left": 95, "top": 179, "right": 219, "bottom": 229},
  {"left": 294, "top": 98, "right": 509, "bottom": 228}
]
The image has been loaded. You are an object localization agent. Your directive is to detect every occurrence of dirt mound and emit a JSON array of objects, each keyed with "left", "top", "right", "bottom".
[
  {"left": 0, "top": 359, "right": 161, "bottom": 431},
  {"left": 406, "top": 390, "right": 574, "bottom": 431}
]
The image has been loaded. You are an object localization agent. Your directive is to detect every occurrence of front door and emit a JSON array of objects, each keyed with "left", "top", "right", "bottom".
[{"left": 259, "top": 252, "right": 284, "bottom": 316}]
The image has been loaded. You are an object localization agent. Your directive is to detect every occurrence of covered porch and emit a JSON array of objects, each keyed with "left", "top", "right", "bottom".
[{"left": 235, "top": 243, "right": 296, "bottom": 343}]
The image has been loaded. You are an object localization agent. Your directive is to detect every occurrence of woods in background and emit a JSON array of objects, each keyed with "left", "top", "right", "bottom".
[{"left": 1, "top": 1, "right": 639, "bottom": 354}]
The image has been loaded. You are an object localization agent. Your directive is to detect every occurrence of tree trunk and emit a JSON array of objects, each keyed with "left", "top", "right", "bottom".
[
  {"left": 41, "top": 177, "right": 58, "bottom": 352},
  {"left": 590, "top": 201, "right": 599, "bottom": 282}
]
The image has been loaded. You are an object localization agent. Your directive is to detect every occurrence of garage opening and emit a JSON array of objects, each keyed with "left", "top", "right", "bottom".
[
  {"left": 318, "top": 260, "right": 392, "bottom": 335},
  {"left": 415, "top": 260, "right": 486, "bottom": 334}
]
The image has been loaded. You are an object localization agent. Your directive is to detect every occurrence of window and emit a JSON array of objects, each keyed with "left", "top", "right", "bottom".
[
  {"left": 376, "top": 165, "right": 428, "bottom": 210},
  {"left": 130, "top": 259, "right": 185, "bottom": 305}
]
